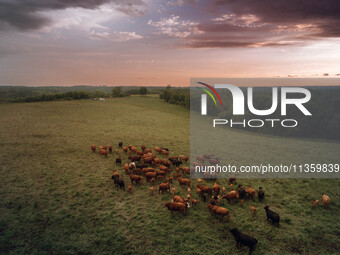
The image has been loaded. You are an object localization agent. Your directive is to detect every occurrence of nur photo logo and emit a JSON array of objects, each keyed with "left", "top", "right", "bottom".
[{"left": 197, "top": 82, "right": 312, "bottom": 128}]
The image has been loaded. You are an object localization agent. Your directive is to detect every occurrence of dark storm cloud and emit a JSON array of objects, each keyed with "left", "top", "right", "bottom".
[
  {"left": 0, "top": 0, "right": 147, "bottom": 31},
  {"left": 185, "top": 0, "right": 340, "bottom": 48}
]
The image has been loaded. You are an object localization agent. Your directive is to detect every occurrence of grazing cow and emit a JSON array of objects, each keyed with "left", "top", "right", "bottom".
[
  {"left": 264, "top": 206, "right": 280, "bottom": 227},
  {"left": 178, "top": 177, "right": 191, "bottom": 187},
  {"left": 129, "top": 155, "right": 141, "bottom": 162},
  {"left": 173, "top": 195, "right": 188, "bottom": 204},
  {"left": 91, "top": 144, "right": 96, "bottom": 152},
  {"left": 247, "top": 185, "right": 256, "bottom": 201},
  {"left": 154, "top": 147, "right": 162, "bottom": 153},
  {"left": 169, "top": 156, "right": 178, "bottom": 162},
  {"left": 311, "top": 200, "right": 319, "bottom": 208},
  {"left": 198, "top": 178, "right": 203, "bottom": 184},
  {"left": 128, "top": 184, "right": 132, "bottom": 193},
  {"left": 124, "top": 164, "right": 130, "bottom": 173},
  {"left": 150, "top": 178, "right": 156, "bottom": 185},
  {"left": 115, "top": 157, "right": 122, "bottom": 166},
  {"left": 197, "top": 184, "right": 212, "bottom": 195},
  {"left": 131, "top": 146, "right": 137, "bottom": 153},
  {"left": 321, "top": 194, "right": 330, "bottom": 208},
  {"left": 251, "top": 205, "right": 256, "bottom": 216},
  {"left": 258, "top": 187, "right": 265, "bottom": 202},
  {"left": 118, "top": 142, "right": 123, "bottom": 148},
  {"left": 115, "top": 179, "right": 125, "bottom": 190},
  {"left": 161, "top": 150, "right": 169, "bottom": 158},
  {"left": 172, "top": 160, "right": 182, "bottom": 167},
  {"left": 99, "top": 146, "right": 107, "bottom": 151},
  {"left": 129, "top": 162, "right": 136, "bottom": 169},
  {"left": 179, "top": 167, "right": 190, "bottom": 175},
  {"left": 237, "top": 185, "right": 247, "bottom": 200},
  {"left": 187, "top": 187, "right": 191, "bottom": 194},
  {"left": 156, "top": 170, "right": 166, "bottom": 176},
  {"left": 230, "top": 228, "right": 258, "bottom": 255},
  {"left": 145, "top": 148, "right": 152, "bottom": 153},
  {"left": 179, "top": 155, "right": 189, "bottom": 162},
  {"left": 161, "top": 147, "right": 169, "bottom": 151},
  {"left": 115, "top": 149, "right": 119, "bottom": 155},
  {"left": 100, "top": 149, "right": 108, "bottom": 157},
  {"left": 159, "top": 182, "right": 170, "bottom": 194},
  {"left": 108, "top": 145, "right": 112, "bottom": 153},
  {"left": 222, "top": 190, "right": 237, "bottom": 204},
  {"left": 142, "top": 167, "right": 155, "bottom": 174},
  {"left": 207, "top": 204, "right": 230, "bottom": 222},
  {"left": 141, "top": 145, "right": 146, "bottom": 151},
  {"left": 136, "top": 164, "right": 148, "bottom": 170},
  {"left": 166, "top": 176, "right": 173, "bottom": 184},
  {"left": 149, "top": 186, "right": 154, "bottom": 195},
  {"left": 171, "top": 187, "right": 176, "bottom": 195},
  {"left": 123, "top": 146, "right": 128, "bottom": 152},
  {"left": 129, "top": 174, "right": 143, "bottom": 185},
  {"left": 158, "top": 164, "right": 168, "bottom": 172},
  {"left": 145, "top": 172, "right": 157, "bottom": 182},
  {"left": 191, "top": 198, "right": 198, "bottom": 206},
  {"left": 173, "top": 172, "right": 181, "bottom": 179},
  {"left": 162, "top": 159, "right": 171, "bottom": 167},
  {"left": 213, "top": 182, "right": 221, "bottom": 195},
  {"left": 164, "top": 202, "right": 187, "bottom": 216}
]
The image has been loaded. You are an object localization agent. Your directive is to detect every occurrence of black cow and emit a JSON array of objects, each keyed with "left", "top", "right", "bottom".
[
  {"left": 264, "top": 206, "right": 280, "bottom": 227},
  {"left": 230, "top": 228, "right": 258, "bottom": 255}
]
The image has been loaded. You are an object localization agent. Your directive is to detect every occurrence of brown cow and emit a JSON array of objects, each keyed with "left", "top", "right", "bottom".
[
  {"left": 173, "top": 172, "right": 181, "bottom": 179},
  {"left": 141, "top": 168, "right": 155, "bottom": 174},
  {"left": 91, "top": 144, "right": 96, "bottom": 152},
  {"left": 145, "top": 172, "right": 157, "bottom": 181},
  {"left": 197, "top": 184, "right": 212, "bottom": 195},
  {"left": 213, "top": 182, "right": 221, "bottom": 195},
  {"left": 129, "top": 155, "right": 141, "bottom": 162},
  {"left": 155, "top": 147, "right": 162, "bottom": 153},
  {"left": 164, "top": 202, "right": 187, "bottom": 216},
  {"left": 247, "top": 185, "right": 256, "bottom": 201},
  {"left": 173, "top": 195, "right": 188, "bottom": 204},
  {"left": 129, "top": 174, "right": 143, "bottom": 185},
  {"left": 179, "top": 167, "right": 190, "bottom": 175},
  {"left": 179, "top": 155, "right": 189, "bottom": 162},
  {"left": 108, "top": 145, "right": 112, "bottom": 153},
  {"left": 159, "top": 182, "right": 170, "bottom": 194},
  {"left": 222, "top": 190, "right": 237, "bottom": 203},
  {"left": 207, "top": 204, "right": 230, "bottom": 222},
  {"left": 178, "top": 177, "right": 191, "bottom": 187},
  {"left": 100, "top": 149, "right": 108, "bottom": 157}
]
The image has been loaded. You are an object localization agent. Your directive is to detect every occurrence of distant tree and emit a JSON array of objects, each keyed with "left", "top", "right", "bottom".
[
  {"left": 139, "top": 87, "right": 148, "bottom": 95},
  {"left": 112, "top": 87, "right": 123, "bottom": 97}
]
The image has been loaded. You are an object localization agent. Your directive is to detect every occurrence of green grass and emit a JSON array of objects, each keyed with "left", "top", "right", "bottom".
[{"left": 0, "top": 96, "right": 339, "bottom": 254}]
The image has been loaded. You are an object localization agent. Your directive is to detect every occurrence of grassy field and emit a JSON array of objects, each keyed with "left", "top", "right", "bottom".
[{"left": 0, "top": 96, "right": 339, "bottom": 255}]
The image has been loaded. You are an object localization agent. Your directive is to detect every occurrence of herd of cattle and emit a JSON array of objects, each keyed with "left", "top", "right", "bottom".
[{"left": 91, "top": 143, "right": 331, "bottom": 255}]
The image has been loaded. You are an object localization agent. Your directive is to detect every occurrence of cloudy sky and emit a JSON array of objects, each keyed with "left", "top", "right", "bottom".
[{"left": 0, "top": 0, "right": 340, "bottom": 86}]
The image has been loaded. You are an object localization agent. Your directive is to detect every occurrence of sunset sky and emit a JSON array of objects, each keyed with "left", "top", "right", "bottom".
[{"left": 0, "top": 0, "right": 340, "bottom": 86}]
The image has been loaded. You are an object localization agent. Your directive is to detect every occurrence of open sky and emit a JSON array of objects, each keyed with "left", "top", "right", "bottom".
[{"left": 0, "top": 0, "right": 340, "bottom": 86}]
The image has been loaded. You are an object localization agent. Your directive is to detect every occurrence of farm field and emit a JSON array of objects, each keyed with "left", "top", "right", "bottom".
[{"left": 0, "top": 96, "right": 339, "bottom": 254}]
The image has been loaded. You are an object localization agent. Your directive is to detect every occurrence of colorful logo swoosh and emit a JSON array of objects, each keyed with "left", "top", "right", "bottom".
[{"left": 197, "top": 82, "right": 223, "bottom": 106}]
